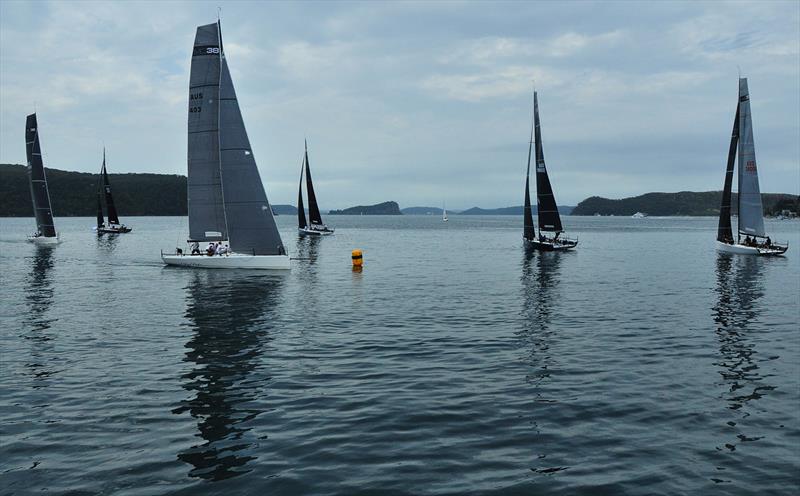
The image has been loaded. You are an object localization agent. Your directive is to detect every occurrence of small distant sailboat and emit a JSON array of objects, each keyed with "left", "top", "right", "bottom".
[
  {"left": 716, "top": 78, "right": 787, "bottom": 256},
  {"left": 298, "top": 140, "right": 334, "bottom": 236},
  {"left": 162, "top": 20, "right": 289, "bottom": 269},
  {"left": 631, "top": 212, "right": 648, "bottom": 219},
  {"left": 442, "top": 202, "right": 448, "bottom": 222},
  {"left": 95, "top": 149, "right": 131, "bottom": 234},
  {"left": 25, "top": 113, "right": 59, "bottom": 244},
  {"left": 523, "top": 91, "right": 577, "bottom": 251}
]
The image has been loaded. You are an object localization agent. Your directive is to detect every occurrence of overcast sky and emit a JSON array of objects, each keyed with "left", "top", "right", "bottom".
[{"left": 1, "top": 0, "right": 798, "bottom": 209}]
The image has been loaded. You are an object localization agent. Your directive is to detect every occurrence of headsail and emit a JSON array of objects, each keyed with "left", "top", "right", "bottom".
[
  {"left": 101, "top": 149, "right": 120, "bottom": 225},
  {"left": 533, "top": 91, "right": 563, "bottom": 233},
  {"left": 216, "top": 23, "right": 285, "bottom": 256},
  {"left": 25, "top": 113, "right": 57, "bottom": 238},
  {"left": 523, "top": 92, "right": 535, "bottom": 241},
  {"left": 187, "top": 22, "right": 227, "bottom": 242},
  {"left": 298, "top": 153, "right": 307, "bottom": 229},
  {"left": 736, "top": 78, "right": 765, "bottom": 237},
  {"left": 304, "top": 140, "right": 324, "bottom": 226},
  {"left": 717, "top": 104, "right": 739, "bottom": 243}
]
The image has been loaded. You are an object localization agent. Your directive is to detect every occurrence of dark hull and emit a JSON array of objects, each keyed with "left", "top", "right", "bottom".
[
  {"left": 299, "top": 226, "right": 334, "bottom": 236},
  {"left": 97, "top": 226, "right": 132, "bottom": 234},
  {"left": 524, "top": 237, "right": 577, "bottom": 252}
]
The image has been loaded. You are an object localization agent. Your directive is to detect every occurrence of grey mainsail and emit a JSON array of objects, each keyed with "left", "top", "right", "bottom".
[
  {"left": 25, "top": 113, "right": 57, "bottom": 238},
  {"left": 736, "top": 78, "right": 765, "bottom": 237},
  {"left": 187, "top": 21, "right": 285, "bottom": 256},
  {"left": 533, "top": 92, "right": 563, "bottom": 233},
  {"left": 188, "top": 22, "right": 227, "bottom": 242}
]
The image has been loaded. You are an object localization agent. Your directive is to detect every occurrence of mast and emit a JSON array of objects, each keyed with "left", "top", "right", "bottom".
[
  {"left": 533, "top": 91, "right": 563, "bottom": 234},
  {"left": 304, "top": 139, "right": 324, "bottom": 226},
  {"left": 736, "top": 77, "right": 765, "bottom": 238},
  {"left": 298, "top": 151, "right": 307, "bottom": 229},
  {"left": 101, "top": 148, "right": 120, "bottom": 225},
  {"left": 25, "top": 113, "right": 57, "bottom": 238},
  {"left": 523, "top": 90, "right": 535, "bottom": 241},
  {"left": 717, "top": 104, "right": 739, "bottom": 243}
]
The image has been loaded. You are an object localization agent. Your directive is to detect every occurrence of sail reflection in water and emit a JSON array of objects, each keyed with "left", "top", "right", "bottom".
[
  {"left": 173, "top": 272, "right": 284, "bottom": 481},
  {"left": 24, "top": 246, "right": 57, "bottom": 386},
  {"left": 519, "top": 251, "right": 563, "bottom": 389},
  {"left": 712, "top": 255, "right": 772, "bottom": 452}
]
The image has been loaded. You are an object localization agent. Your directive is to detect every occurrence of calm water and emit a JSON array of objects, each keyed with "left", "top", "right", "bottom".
[{"left": 1, "top": 215, "right": 798, "bottom": 495}]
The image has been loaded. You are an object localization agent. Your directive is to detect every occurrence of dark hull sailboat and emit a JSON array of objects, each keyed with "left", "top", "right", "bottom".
[
  {"left": 523, "top": 91, "right": 576, "bottom": 252},
  {"left": 96, "top": 149, "right": 132, "bottom": 234},
  {"left": 298, "top": 140, "right": 334, "bottom": 236},
  {"left": 162, "top": 20, "right": 289, "bottom": 270},
  {"left": 716, "top": 78, "right": 786, "bottom": 256},
  {"left": 25, "top": 113, "right": 60, "bottom": 244}
]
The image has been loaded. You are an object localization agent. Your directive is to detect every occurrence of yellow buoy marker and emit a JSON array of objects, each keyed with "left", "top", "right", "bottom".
[{"left": 351, "top": 249, "right": 363, "bottom": 268}]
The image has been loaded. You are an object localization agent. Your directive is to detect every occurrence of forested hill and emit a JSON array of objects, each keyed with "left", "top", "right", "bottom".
[
  {"left": 0, "top": 163, "right": 187, "bottom": 216},
  {"left": 572, "top": 191, "right": 799, "bottom": 216}
]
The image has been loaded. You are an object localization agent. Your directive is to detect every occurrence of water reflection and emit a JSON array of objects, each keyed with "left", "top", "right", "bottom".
[
  {"left": 24, "top": 246, "right": 57, "bottom": 386},
  {"left": 295, "top": 235, "right": 321, "bottom": 265},
  {"left": 95, "top": 232, "right": 120, "bottom": 253},
  {"left": 712, "top": 254, "right": 771, "bottom": 452},
  {"left": 173, "top": 272, "right": 283, "bottom": 481},
  {"left": 519, "top": 251, "right": 563, "bottom": 387}
]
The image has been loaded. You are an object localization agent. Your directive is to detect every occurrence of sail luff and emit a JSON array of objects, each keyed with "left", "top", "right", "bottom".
[
  {"left": 304, "top": 141, "right": 324, "bottom": 226},
  {"left": 523, "top": 91, "right": 536, "bottom": 241},
  {"left": 101, "top": 149, "right": 121, "bottom": 225},
  {"left": 736, "top": 78, "right": 765, "bottom": 237},
  {"left": 187, "top": 22, "right": 227, "bottom": 242},
  {"left": 717, "top": 104, "right": 739, "bottom": 243},
  {"left": 216, "top": 24, "right": 285, "bottom": 256},
  {"left": 25, "top": 113, "right": 57, "bottom": 238},
  {"left": 533, "top": 91, "right": 563, "bottom": 233},
  {"left": 298, "top": 153, "right": 307, "bottom": 229}
]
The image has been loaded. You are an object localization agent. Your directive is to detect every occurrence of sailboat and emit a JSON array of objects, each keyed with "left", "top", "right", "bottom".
[
  {"left": 25, "top": 113, "right": 59, "bottom": 244},
  {"left": 298, "top": 140, "right": 334, "bottom": 236},
  {"left": 716, "top": 78, "right": 787, "bottom": 256},
  {"left": 523, "top": 91, "right": 577, "bottom": 251},
  {"left": 442, "top": 202, "right": 448, "bottom": 222},
  {"left": 95, "top": 149, "right": 131, "bottom": 234},
  {"left": 161, "top": 20, "right": 289, "bottom": 269}
]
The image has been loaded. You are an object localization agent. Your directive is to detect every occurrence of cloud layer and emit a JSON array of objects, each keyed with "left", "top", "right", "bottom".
[{"left": 1, "top": 0, "right": 798, "bottom": 208}]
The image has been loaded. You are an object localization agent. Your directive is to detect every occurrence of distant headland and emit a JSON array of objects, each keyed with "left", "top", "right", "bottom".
[
  {"left": 2, "top": 164, "right": 798, "bottom": 217},
  {"left": 328, "top": 201, "right": 402, "bottom": 215}
]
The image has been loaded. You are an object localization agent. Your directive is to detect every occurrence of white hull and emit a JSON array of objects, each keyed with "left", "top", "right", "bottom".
[
  {"left": 299, "top": 227, "right": 334, "bottom": 236},
  {"left": 162, "top": 253, "right": 291, "bottom": 270},
  {"left": 27, "top": 235, "right": 60, "bottom": 245},
  {"left": 716, "top": 241, "right": 787, "bottom": 256}
]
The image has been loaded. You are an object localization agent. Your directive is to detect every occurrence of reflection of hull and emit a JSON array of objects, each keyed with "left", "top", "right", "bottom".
[
  {"left": 298, "top": 226, "right": 334, "bottom": 236},
  {"left": 97, "top": 225, "right": 132, "bottom": 234},
  {"left": 27, "top": 235, "right": 60, "bottom": 245},
  {"left": 716, "top": 241, "right": 787, "bottom": 256},
  {"left": 162, "top": 253, "right": 291, "bottom": 269},
  {"left": 525, "top": 237, "right": 577, "bottom": 252}
]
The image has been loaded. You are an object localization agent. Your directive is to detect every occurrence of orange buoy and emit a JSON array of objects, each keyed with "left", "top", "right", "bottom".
[{"left": 351, "top": 249, "right": 363, "bottom": 268}]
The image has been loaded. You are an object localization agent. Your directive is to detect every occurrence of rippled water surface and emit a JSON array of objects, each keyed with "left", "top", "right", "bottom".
[{"left": 1, "top": 215, "right": 798, "bottom": 495}]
